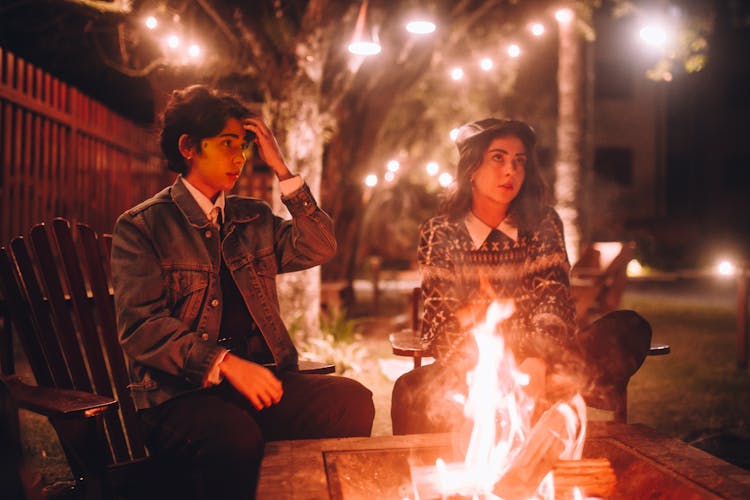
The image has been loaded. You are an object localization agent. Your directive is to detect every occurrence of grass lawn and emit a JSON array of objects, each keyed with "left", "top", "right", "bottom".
[{"left": 10, "top": 276, "right": 750, "bottom": 489}]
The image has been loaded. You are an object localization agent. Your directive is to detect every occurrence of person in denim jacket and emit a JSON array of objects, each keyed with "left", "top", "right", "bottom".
[{"left": 111, "top": 85, "right": 374, "bottom": 498}]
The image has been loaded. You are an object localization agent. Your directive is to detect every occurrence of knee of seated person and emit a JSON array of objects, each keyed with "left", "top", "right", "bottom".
[
  {"left": 330, "top": 377, "right": 375, "bottom": 436},
  {"left": 198, "top": 427, "right": 264, "bottom": 470}
]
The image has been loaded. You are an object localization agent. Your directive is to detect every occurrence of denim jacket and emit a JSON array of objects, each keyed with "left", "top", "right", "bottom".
[{"left": 111, "top": 177, "right": 336, "bottom": 409}]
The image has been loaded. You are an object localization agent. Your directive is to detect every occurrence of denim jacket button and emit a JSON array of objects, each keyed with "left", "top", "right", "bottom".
[
  {"left": 210, "top": 299, "right": 220, "bottom": 308},
  {"left": 200, "top": 333, "right": 209, "bottom": 341},
  {"left": 205, "top": 230, "right": 212, "bottom": 238}
]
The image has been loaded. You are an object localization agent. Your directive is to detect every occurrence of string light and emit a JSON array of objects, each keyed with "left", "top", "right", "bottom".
[
  {"left": 507, "top": 44, "right": 521, "bottom": 58},
  {"left": 449, "top": 128, "right": 460, "bottom": 141},
  {"left": 479, "top": 58, "right": 494, "bottom": 71},
  {"left": 438, "top": 172, "right": 454, "bottom": 187},
  {"left": 365, "top": 173, "right": 378, "bottom": 187},
  {"left": 166, "top": 34, "right": 180, "bottom": 49},
  {"left": 145, "top": 16, "right": 158, "bottom": 29},
  {"left": 529, "top": 22, "right": 545, "bottom": 36},
  {"left": 450, "top": 67, "right": 464, "bottom": 80},
  {"left": 426, "top": 161, "right": 440, "bottom": 176},
  {"left": 387, "top": 160, "right": 401, "bottom": 172}
]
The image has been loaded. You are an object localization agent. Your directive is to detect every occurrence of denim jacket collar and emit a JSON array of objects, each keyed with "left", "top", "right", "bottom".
[{"left": 171, "top": 176, "right": 212, "bottom": 229}]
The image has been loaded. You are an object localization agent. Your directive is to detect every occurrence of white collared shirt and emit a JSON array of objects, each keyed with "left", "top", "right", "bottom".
[
  {"left": 181, "top": 174, "right": 304, "bottom": 224},
  {"left": 464, "top": 211, "right": 518, "bottom": 249}
]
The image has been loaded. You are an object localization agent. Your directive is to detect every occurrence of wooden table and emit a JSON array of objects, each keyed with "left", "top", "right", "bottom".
[{"left": 256, "top": 421, "right": 750, "bottom": 499}]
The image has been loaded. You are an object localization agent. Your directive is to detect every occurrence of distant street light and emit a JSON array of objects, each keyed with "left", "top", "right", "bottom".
[
  {"left": 717, "top": 259, "right": 737, "bottom": 277},
  {"left": 639, "top": 24, "right": 668, "bottom": 48}
]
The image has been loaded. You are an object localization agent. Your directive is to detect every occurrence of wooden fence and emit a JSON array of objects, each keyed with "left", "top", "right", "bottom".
[{"left": 0, "top": 47, "right": 169, "bottom": 245}]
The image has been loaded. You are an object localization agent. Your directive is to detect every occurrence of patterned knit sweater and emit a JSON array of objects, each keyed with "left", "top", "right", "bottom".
[{"left": 418, "top": 207, "right": 577, "bottom": 366}]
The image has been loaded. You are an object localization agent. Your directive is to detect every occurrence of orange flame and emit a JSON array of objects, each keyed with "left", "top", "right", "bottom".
[{"left": 413, "top": 301, "right": 587, "bottom": 499}]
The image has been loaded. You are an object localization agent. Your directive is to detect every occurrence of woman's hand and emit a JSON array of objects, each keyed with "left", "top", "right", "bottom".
[
  {"left": 242, "top": 117, "right": 294, "bottom": 181},
  {"left": 219, "top": 353, "right": 283, "bottom": 410}
]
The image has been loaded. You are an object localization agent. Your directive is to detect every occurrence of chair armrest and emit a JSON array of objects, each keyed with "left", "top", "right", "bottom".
[
  {"left": 648, "top": 344, "right": 671, "bottom": 356},
  {"left": 263, "top": 360, "right": 336, "bottom": 375},
  {"left": 1, "top": 375, "right": 118, "bottom": 418},
  {"left": 298, "top": 360, "right": 336, "bottom": 374},
  {"left": 389, "top": 329, "right": 432, "bottom": 358}
]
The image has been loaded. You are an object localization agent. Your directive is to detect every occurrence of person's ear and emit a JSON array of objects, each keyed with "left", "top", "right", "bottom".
[{"left": 178, "top": 134, "right": 195, "bottom": 160}]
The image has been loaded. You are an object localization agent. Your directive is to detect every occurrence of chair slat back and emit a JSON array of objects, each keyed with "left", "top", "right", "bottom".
[
  {"left": 76, "top": 223, "right": 146, "bottom": 456},
  {"left": 1, "top": 219, "right": 148, "bottom": 464},
  {"left": 0, "top": 246, "right": 55, "bottom": 387}
]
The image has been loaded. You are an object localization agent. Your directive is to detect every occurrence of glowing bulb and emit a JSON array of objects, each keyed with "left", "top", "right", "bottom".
[
  {"left": 640, "top": 24, "right": 668, "bottom": 47},
  {"left": 530, "top": 22, "right": 545, "bottom": 36},
  {"left": 438, "top": 172, "right": 453, "bottom": 187},
  {"left": 166, "top": 34, "right": 180, "bottom": 49},
  {"left": 188, "top": 44, "right": 201, "bottom": 58},
  {"left": 555, "top": 8, "right": 574, "bottom": 24},
  {"left": 717, "top": 260, "right": 736, "bottom": 277},
  {"left": 450, "top": 67, "right": 464, "bottom": 80},
  {"left": 426, "top": 161, "right": 439, "bottom": 176},
  {"left": 365, "top": 173, "right": 378, "bottom": 187},
  {"left": 145, "top": 16, "right": 158, "bottom": 30},
  {"left": 507, "top": 44, "right": 521, "bottom": 58},
  {"left": 348, "top": 41, "right": 382, "bottom": 55},
  {"left": 479, "top": 58, "right": 493, "bottom": 71},
  {"left": 406, "top": 20, "right": 436, "bottom": 34},
  {"left": 449, "top": 128, "right": 459, "bottom": 141},
  {"left": 386, "top": 160, "right": 400, "bottom": 172},
  {"left": 384, "top": 171, "right": 395, "bottom": 182}
]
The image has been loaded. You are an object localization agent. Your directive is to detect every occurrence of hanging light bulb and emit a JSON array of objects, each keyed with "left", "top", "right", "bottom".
[
  {"left": 406, "top": 19, "right": 436, "bottom": 34},
  {"left": 348, "top": 0, "right": 382, "bottom": 56}
]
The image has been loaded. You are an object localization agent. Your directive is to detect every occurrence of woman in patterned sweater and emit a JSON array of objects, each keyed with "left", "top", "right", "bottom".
[{"left": 391, "top": 118, "right": 651, "bottom": 435}]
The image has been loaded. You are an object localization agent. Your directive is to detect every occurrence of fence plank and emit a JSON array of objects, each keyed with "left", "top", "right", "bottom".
[{"left": 0, "top": 48, "right": 166, "bottom": 244}]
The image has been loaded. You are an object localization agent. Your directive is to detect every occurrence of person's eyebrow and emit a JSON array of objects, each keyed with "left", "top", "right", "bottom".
[
  {"left": 487, "top": 148, "right": 526, "bottom": 156},
  {"left": 218, "top": 132, "right": 241, "bottom": 139}
]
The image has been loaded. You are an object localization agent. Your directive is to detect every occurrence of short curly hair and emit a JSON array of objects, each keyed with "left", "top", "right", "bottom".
[{"left": 159, "top": 85, "right": 252, "bottom": 175}]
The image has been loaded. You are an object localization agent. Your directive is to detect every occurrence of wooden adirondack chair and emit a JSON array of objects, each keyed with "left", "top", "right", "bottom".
[{"left": 0, "top": 218, "right": 333, "bottom": 499}]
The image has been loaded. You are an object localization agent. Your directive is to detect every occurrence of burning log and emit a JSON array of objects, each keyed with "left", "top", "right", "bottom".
[
  {"left": 493, "top": 399, "right": 586, "bottom": 499},
  {"left": 553, "top": 459, "right": 617, "bottom": 499}
]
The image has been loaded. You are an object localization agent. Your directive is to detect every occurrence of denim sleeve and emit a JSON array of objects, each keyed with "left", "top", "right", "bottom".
[{"left": 275, "top": 183, "right": 337, "bottom": 273}]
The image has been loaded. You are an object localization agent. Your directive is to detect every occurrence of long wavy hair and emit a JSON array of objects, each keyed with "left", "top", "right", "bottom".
[{"left": 440, "top": 120, "right": 549, "bottom": 229}]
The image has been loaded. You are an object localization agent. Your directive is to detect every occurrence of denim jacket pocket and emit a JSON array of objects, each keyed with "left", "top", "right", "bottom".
[{"left": 163, "top": 267, "right": 209, "bottom": 325}]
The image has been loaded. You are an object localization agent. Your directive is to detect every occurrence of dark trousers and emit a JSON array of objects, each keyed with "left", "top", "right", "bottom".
[
  {"left": 391, "top": 310, "right": 651, "bottom": 435},
  {"left": 139, "top": 371, "right": 374, "bottom": 499}
]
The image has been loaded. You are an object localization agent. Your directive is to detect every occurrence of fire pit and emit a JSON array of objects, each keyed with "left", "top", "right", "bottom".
[{"left": 256, "top": 421, "right": 750, "bottom": 499}]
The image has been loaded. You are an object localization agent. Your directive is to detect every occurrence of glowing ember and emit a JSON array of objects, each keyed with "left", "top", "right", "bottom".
[{"left": 411, "top": 301, "right": 587, "bottom": 499}]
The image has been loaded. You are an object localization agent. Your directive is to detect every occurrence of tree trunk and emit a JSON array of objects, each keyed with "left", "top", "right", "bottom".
[
  {"left": 267, "top": 73, "right": 325, "bottom": 341},
  {"left": 555, "top": 7, "right": 584, "bottom": 264}
]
